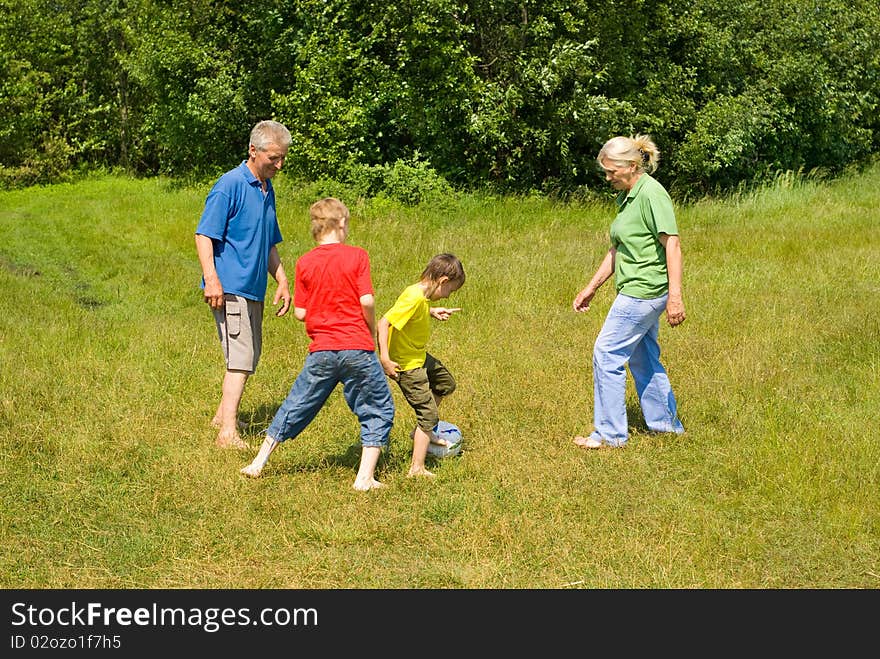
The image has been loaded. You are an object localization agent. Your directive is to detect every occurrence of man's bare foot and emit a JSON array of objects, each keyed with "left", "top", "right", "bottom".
[
  {"left": 353, "top": 478, "right": 386, "bottom": 491},
  {"left": 212, "top": 418, "right": 248, "bottom": 430},
  {"left": 240, "top": 464, "right": 263, "bottom": 478},
  {"left": 406, "top": 467, "right": 436, "bottom": 478},
  {"left": 216, "top": 431, "right": 248, "bottom": 449}
]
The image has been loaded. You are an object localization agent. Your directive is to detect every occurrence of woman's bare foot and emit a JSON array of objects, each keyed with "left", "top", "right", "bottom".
[
  {"left": 240, "top": 463, "right": 263, "bottom": 478},
  {"left": 352, "top": 478, "right": 386, "bottom": 491},
  {"left": 573, "top": 436, "right": 606, "bottom": 449},
  {"left": 406, "top": 467, "right": 436, "bottom": 478}
]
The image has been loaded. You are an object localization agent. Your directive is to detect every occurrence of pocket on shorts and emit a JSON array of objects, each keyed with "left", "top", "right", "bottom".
[{"left": 225, "top": 296, "right": 241, "bottom": 337}]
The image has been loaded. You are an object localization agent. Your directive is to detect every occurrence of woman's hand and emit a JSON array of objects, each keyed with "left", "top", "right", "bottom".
[
  {"left": 573, "top": 287, "right": 595, "bottom": 312},
  {"left": 666, "top": 295, "right": 686, "bottom": 326}
]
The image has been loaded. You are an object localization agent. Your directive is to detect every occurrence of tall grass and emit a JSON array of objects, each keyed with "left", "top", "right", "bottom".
[{"left": 0, "top": 167, "right": 877, "bottom": 588}]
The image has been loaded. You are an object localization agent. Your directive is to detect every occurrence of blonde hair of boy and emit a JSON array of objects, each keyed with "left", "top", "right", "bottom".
[{"left": 309, "top": 197, "right": 350, "bottom": 240}]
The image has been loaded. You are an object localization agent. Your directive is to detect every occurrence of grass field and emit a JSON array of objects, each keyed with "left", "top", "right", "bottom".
[{"left": 0, "top": 165, "right": 878, "bottom": 588}]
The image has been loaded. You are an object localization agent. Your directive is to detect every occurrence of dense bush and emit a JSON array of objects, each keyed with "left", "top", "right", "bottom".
[{"left": 1, "top": 0, "right": 878, "bottom": 198}]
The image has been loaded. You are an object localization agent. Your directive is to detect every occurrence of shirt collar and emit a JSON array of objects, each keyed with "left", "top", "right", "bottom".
[
  {"left": 238, "top": 160, "right": 270, "bottom": 190},
  {"left": 616, "top": 173, "right": 649, "bottom": 208}
]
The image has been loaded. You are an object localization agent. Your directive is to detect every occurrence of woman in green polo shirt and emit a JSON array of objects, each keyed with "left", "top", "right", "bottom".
[{"left": 572, "top": 134, "right": 686, "bottom": 448}]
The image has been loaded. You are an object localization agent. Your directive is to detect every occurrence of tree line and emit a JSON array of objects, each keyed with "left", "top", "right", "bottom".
[{"left": 1, "top": 0, "right": 878, "bottom": 200}]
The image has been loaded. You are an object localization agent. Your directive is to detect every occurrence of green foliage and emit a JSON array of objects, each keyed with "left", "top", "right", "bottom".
[
  {"left": 285, "top": 154, "right": 456, "bottom": 207},
  {"left": 343, "top": 154, "right": 456, "bottom": 205},
  {"left": 665, "top": 0, "right": 880, "bottom": 195},
  {"left": 128, "top": 1, "right": 261, "bottom": 175},
  {"left": 675, "top": 87, "right": 791, "bottom": 195},
  {"left": 0, "top": 55, "right": 50, "bottom": 165},
  {"left": 0, "top": 0, "right": 878, "bottom": 195},
  {"left": 466, "top": 38, "right": 630, "bottom": 192},
  {"left": 0, "top": 133, "right": 76, "bottom": 190},
  {"left": 267, "top": 0, "right": 478, "bottom": 188}
]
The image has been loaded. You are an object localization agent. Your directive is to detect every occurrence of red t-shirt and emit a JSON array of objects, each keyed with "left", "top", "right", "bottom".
[{"left": 294, "top": 243, "right": 376, "bottom": 352}]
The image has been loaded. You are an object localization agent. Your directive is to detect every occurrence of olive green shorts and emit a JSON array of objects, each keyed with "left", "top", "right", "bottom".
[{"left": 396, "top": 353, "right": 457, "bottom": 433}]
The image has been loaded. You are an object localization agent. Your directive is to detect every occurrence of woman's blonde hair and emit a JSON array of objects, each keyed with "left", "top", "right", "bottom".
[{"left": 597, "top": 134, "right": 659, "bottom": 174}]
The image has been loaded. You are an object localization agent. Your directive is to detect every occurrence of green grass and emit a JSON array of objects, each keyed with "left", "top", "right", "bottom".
[{"left": 1, "top": 167, "right": 878, "bottom": 588}]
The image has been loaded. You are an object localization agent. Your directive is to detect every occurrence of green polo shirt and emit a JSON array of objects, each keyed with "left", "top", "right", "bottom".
[{"left": 609, "top": 173, "right": 679, "bottom": 299}]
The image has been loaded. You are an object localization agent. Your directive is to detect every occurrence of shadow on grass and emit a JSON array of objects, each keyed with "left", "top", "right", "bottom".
[
  {"left": 627, "top": 402, "right": 650, "bottom": 433},
  {"left": 239, "top": 403, "right": 278, "bottom": 436},
  {"left": 238, "top": 402, "right": 373, "bottom": 474},
  {"left": 625, "top": 402, "right": 688, "bottom": 444},
  {"left": 267, "top": 448, "right": 364, "bottom": 475}
]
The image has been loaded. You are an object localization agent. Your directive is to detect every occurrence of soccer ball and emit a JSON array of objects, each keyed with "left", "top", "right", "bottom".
[{"left": 427, "top": 421, "right": 463, "bottom": 458}]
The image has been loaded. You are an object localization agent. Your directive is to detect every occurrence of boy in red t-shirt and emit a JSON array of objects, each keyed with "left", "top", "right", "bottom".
[{"left": 240, "top": 198, "right": 395, "bottom": 491}]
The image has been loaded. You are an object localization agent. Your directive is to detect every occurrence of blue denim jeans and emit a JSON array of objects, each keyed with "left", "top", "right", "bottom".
[
  {"left": 267, "top": 350, "right": 395, "bottom": 448},
  {"left": 589, "top": 293, "right": 684, "bottom": 447}
]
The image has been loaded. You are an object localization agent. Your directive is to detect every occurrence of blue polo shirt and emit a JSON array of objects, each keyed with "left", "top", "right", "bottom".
[{"left": 195, "top": 161, "right": 283, "bottom": 301}]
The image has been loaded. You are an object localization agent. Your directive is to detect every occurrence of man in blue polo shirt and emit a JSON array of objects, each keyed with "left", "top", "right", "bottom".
[{"left": 195, "top": 120, "right": 292, "bottom": 448}]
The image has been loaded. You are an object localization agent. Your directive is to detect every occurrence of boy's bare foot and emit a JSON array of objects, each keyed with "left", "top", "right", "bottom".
[
  {"left": 406, "top": 467, "right": 436, "bottom": 478},
  {"left": 411, "top": 427, "right": 451, "bottom": 447},
  {"left": 216, "top": 431, "right": 248, "bottom": 449},
  {"left": 240, "top": 464, "right": 263, "bottom": 478},
  {"left": 352, "top": 478, "right": 386, "bottom": 491}
]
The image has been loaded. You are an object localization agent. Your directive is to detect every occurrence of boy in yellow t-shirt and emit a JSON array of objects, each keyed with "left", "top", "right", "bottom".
[{"left": 377, "top": 253, "right": 465, "bottom": 477}]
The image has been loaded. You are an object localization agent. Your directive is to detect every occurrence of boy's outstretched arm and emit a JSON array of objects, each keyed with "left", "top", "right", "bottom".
[{"left": 429, "top": 307, "right": 461, "bottom": 321}]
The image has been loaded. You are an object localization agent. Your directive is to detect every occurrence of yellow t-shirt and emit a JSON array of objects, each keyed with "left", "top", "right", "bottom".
[{"left": 383, "top": 283, "right": 430, "bottom": 371}]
